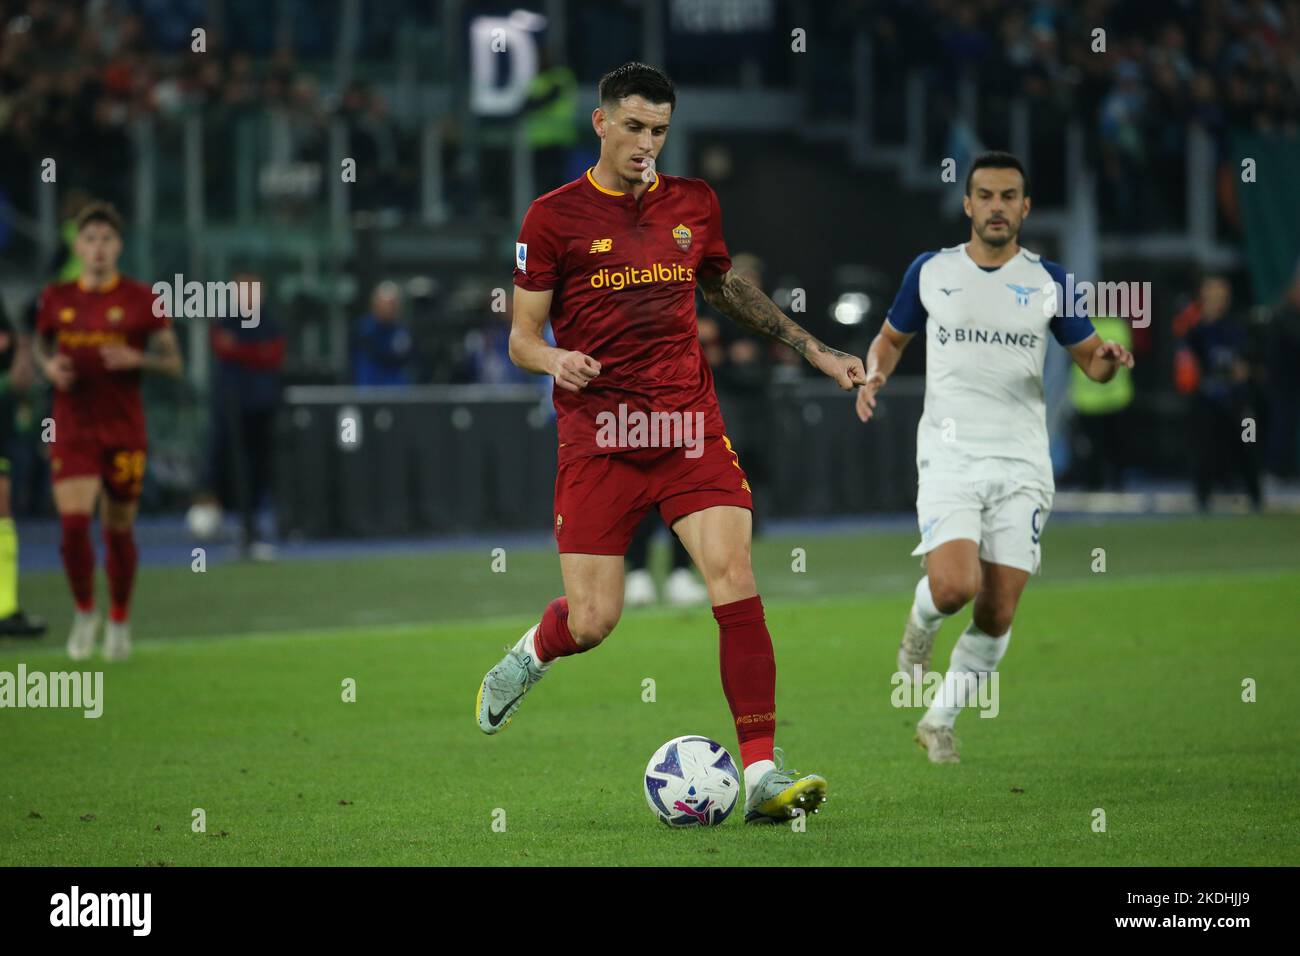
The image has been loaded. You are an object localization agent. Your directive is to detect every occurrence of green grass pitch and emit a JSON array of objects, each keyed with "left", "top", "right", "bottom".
[{"left": 1, "top": 515, "right": 1297, "bottom": 866}]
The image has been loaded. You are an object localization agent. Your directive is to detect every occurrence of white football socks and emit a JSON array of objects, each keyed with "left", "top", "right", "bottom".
[
  {"left": 520, "top": 624, "right": 551, "bottom": 671},
  {"left": 922, "top": 621, "right": 1010, "bottom": 729},
  {"left": 911, "top": 575, "right": 949, "bottom": 635},
  {"left": 744, "top": 759, "right": 775, "bottom": 793}
]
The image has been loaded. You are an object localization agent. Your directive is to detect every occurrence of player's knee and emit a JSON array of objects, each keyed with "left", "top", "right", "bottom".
[
  {"left": 102, "top": 502, "right": 137, "bottom": 531},
  {"left": 722, "top": 559, "right": 756, "bottom": 596},
  {"left": 973, "top": 605, "right": 1014, "bottom": 637},
  {"left": 702, "top": 555, "right": 755, "bottom": 602},
  {"left": 567, "top": 603, "right": 619, "bottom": 648},
  {"left": 930, "top": 577, "right": 977, "bottom": 615}
]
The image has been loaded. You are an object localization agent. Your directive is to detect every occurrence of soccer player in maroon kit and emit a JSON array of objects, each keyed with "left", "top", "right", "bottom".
[
  {"left": 33, "top": 202, "right": 183, "bottom": 660},
  {"left": 476, "top": 64, "right": 867, "bottom": 823}
]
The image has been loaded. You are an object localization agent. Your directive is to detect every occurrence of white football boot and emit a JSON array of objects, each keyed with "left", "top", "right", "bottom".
[
  {"left": 104, "top": 620, "right": 132, "bottom": 662},
  {"left": 66, "top": 610, "right": 100, "bottom": 661},
  {"left": 624, "top": 569, "right": 657, "bottom": 608},
  {"left": 743, "top": 748, "right": 828, "bottom": 824},
  {"left": 476, "top": 625, "right": 549, "bottom": 734},
  {"left": 914, "top": 720, "right": 960, "bottom": 763},
  {"left": 664, "top": 568, "right": 708, "bottom": 607},
  {"left": 896, "top": 607, "right": 938, "bottom": 677}
]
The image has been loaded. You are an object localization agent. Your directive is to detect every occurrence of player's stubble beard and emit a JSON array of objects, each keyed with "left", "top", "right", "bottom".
[
  {"left": 974, "top": 214, "right": 1019, "bottom": 250},
  {"left": 613, "top": 145, "right": 658, "bottom": 190}
]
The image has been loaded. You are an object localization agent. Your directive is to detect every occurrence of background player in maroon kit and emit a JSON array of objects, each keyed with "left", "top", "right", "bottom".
[
  {"left": 33, "top": 203, "right": 184, "bottom": 661},
  {"left": 476, "top": 64, "right": 867, "bottom": 823}
]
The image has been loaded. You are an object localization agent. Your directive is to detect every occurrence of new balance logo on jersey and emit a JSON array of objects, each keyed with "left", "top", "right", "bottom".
[{"left": 589, "top": 238, "right": 613, "bottom": 254}]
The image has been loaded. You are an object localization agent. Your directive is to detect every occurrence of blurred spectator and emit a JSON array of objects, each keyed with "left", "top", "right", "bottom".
[
  {"left": 340, "top": 81, "right": 402, "bottom": 211},
  {"left": 1098, "top": 60, "right": 1149, "bottom": 229},
  {"left": 1069, "top": 315, "right": 1134, "bottom": 490},
  {"left": 697, "top": 316, "right": 725, "bottom": 368},
  {"left": 1176, "top": 276, "right": 1263, "bottom": 511},
  {"left": 1263, "top": 266, "right": 1300, "bottom": 478},
  {"left": 352, "top": 281, "right": 413, "bottom": 386},
  {"left": 50, "top": 189, "right": 93, "bottom": 282},
  {"left": 459, "top": 292, "right": 554, "bottom": 388},
  {"left": 204, "top": 269, "right": 285, "bottom": 557},
  {"left": 524, "top": 53, "right": 579, "bottom": 193}
]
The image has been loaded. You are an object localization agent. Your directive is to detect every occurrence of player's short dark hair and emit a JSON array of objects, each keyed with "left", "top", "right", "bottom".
[
  {"left": 74, "top": 201, "right": 124, "bottom": 235},
  {"left": 965, "top": 151, "right": 1030, "bottom": 197},
  {"left": 598, "top": 62, "right": 676, "bottom": 111}
]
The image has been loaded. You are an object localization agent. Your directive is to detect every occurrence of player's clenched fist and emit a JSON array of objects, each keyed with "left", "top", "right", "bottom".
[
  {"left": 43, "top": 354, "right": 76, "bottom": 391},
  {"left": 855, "top": 371, "right": 887, "bottom": 423},
  {"left": 808, "top": 346, "right": 868, "bottom": 391},
  {"left": 550, "top": 350, "right": 602, "bottom": 392}
]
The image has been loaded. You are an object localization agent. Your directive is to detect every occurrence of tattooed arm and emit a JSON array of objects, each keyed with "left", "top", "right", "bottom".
[{"left": 698, "top": 269, "right": 866, "bottom": 390}]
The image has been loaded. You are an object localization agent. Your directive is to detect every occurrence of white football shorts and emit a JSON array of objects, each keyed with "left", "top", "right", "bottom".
[{"left": 911, "top": 475, "right": 1053, "bottom": 574}]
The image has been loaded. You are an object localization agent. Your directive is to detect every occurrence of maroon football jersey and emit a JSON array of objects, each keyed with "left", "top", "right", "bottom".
[
  {"left": 36, "top": 274, "right": 169, "bottom": 446},
  {"left": 513, "top": 168, "right": 733, "bottom": 463}
]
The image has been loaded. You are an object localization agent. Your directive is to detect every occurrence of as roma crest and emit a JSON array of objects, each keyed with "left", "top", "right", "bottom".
[
  {"left": 107, "top": 306, "right": 125, "bottom": 323},
  {"left": 672, "top": 223, "right": 692, "bottom": 251}
]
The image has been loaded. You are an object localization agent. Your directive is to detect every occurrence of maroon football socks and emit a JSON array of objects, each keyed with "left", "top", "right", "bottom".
[
  {"left": 59, "top": 513, "right": 95, "bottom": 612},
  {"left": 714, "top": 595, "right": 777, "bottom": 767}
]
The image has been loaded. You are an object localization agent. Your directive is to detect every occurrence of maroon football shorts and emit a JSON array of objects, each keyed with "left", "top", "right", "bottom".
[
  {"left": 553, "top": 434, "right": 753, "bottom": 554},
  {"left": 51, "top": 438, "right": 147, "bottom": 502}
]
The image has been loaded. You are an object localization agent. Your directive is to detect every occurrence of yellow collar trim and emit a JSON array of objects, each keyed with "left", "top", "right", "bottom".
[
  {"left": 78, "top": 272, "right": 120, "bottom": 293},
  {"left": 586, "top": 167, "right": 659, "bottom": 197}
]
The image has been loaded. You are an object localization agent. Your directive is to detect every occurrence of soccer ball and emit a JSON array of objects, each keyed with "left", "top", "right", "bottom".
[
  {"left": 643, "top": 735, "right": 740, "bottom": 826},
  {"left": 185, "top": 502, "right": 223, "bottom": 540}
]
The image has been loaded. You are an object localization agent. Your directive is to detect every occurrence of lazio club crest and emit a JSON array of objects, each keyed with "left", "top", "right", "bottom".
[{"left": 672, "top": 223, "right": 692, "bottom": 251}]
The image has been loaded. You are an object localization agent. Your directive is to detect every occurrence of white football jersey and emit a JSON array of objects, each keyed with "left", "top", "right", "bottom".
[{"left": 884, "top": 244, "right": 1095, "bottom": 491}]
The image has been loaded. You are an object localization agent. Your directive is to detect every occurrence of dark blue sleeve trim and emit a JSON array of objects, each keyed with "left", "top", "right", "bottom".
[
  {"left": 884, "top": 252, "right": 935, "bottom": 334},
  {"left": 1043, "top": 259, "right": 1097, "bottom": 347}
]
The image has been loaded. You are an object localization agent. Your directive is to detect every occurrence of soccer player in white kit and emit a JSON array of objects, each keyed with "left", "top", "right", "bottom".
[{"left": 856, "top": 152, "right": 1134, "bottom": 763}]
